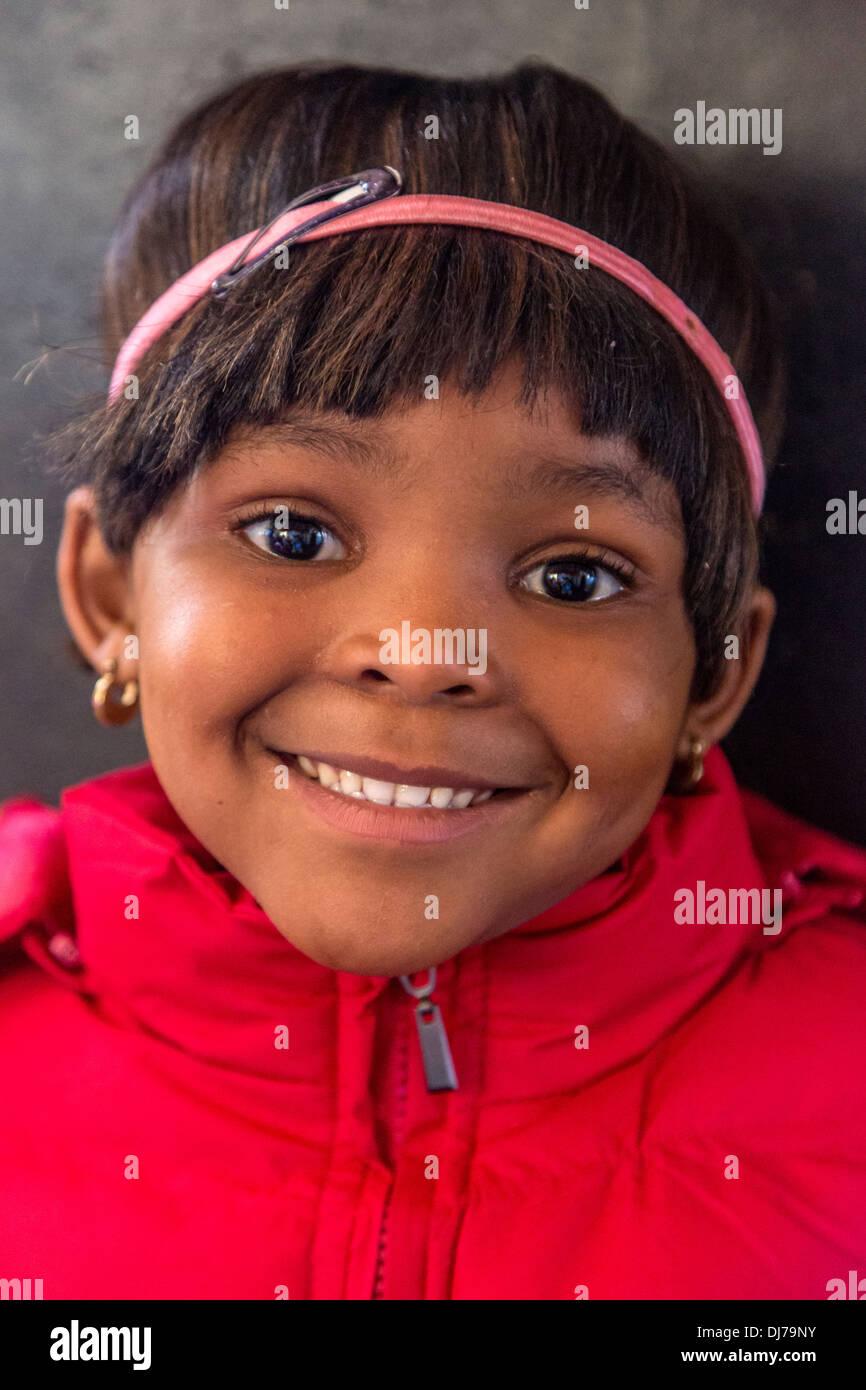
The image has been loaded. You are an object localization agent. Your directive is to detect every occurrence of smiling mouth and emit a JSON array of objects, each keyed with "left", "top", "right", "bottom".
[{"left": 276, "top": 751, "right": 525, "bottom": 810}]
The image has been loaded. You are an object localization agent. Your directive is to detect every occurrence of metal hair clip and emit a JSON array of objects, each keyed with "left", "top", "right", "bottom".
[{"left": 210, "top": 166, "right": 403, "bottom": 297}]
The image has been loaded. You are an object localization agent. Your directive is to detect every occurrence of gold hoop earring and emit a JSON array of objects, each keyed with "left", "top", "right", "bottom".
[
  {"left": 682, "top": 735, "right": 706, "bottom": 790},
  {"left": 91, "top": 658, "right": 139, "bottom": 727}
]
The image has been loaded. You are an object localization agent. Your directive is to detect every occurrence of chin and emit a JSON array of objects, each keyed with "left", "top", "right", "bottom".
[{"left": 270, "top": 916, "right": 462, "bottom": 979}]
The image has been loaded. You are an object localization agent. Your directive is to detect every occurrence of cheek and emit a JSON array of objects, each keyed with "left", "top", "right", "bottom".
[
  {"left": 531, "top": 609, "right": 695, "bottom": 787},
  {"left": 132, "top": 553, "right": 303, "bottom": 754}
]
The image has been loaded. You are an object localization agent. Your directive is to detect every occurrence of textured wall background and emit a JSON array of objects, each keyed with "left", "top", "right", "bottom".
[{"left": 1, "top": 0, "right": 864, "bottom": 842}]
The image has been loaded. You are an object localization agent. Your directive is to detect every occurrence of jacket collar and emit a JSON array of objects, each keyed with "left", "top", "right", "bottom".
[{"left": 4, "top": 747, "right": 860, "bottom": 1103}]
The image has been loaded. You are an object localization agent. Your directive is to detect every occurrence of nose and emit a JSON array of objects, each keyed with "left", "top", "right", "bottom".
[{"left": 323, "top": 625, "right": 502, "bottom": 706}]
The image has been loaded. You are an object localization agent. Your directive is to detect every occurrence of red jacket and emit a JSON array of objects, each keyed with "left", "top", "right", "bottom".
[{"left": 1, "top": 747, "right": 865, "bottom": 1300}]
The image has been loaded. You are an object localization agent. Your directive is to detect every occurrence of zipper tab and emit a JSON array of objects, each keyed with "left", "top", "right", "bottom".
[{"left": 399, "top": 968, "right": 459, "bottom": 1092}]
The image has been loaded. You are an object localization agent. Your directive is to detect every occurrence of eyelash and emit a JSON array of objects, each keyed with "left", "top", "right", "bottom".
[
  {"left": 233, "top": 504, "right": 336, "bottom": 533},
  {"left": 543, "top": 548, "right": 634, "bottom": 583},
  {"left": 231, "top": 505, "right": 638, "bottom": 598}
]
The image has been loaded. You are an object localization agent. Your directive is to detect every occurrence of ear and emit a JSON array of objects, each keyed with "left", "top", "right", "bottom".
[
  {"left": 675, "top": 585, "right": 776, "bottom": 758},
  {"left": 56, "top": 486, "right": 138, "bottom": 680}
]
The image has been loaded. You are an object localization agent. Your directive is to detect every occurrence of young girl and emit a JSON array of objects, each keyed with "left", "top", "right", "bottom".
[{"left": 1, "top": 61, "right": 864, "bottom": 1302}]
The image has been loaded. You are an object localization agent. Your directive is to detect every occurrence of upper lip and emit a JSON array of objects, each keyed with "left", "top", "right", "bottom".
[{"left": 279, "top": 749, "right": 534, "bottom": 792}]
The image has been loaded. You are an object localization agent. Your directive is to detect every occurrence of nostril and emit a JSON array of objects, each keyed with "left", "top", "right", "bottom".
[{"left": 362, "top": 668, "right": 390, "bottom": 683}]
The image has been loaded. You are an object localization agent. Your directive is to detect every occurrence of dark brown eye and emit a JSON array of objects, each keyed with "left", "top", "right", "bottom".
[
  {"left": 521, "top": 557, "right": 627, "bottom": 602},
  {"left": 242, "top": 509, "right": 344, "bottom": 561}
]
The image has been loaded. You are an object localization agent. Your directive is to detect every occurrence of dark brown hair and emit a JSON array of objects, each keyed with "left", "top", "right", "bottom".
[{"left": 46, "top": 60, "right": 787, "bottom": 700}]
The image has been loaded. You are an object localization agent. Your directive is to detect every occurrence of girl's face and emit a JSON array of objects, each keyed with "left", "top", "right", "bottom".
[{"left": 65, "top": 358, "right": 772, "bottom": 976}]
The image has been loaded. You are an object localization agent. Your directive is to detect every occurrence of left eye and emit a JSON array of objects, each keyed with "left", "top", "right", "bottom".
[
  {"left": 520, "top": 557, "right": 626, "bottom": 603},
  {"left": 241, "top": 509, "right": 345, "bottom": 562}
]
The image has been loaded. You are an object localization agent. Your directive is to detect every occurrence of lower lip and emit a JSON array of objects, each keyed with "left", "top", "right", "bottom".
[{"left": 277, "top": 756, "right": 533, "bottom": 844}]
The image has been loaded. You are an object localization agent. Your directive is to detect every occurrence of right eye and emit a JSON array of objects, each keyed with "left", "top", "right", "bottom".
[{"left": 239, "top": 507, "right": 345, "bottom": 562}]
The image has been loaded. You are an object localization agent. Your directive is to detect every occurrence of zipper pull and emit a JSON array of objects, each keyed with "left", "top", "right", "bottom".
[{"left": 398, "top": 968, "right": 459, "bottom": 1092}]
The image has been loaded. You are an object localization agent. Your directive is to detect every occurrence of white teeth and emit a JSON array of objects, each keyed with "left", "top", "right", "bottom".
[
  {"left": 362, "top": 777, "right": 396, "bottom": 804},
  {"left": 293, "top": 755, "right": 501, "bottom": 809},
  {"left": 450, "top": 789, "right": 475, "bottom": 808},
  {"left": 394, "top": 784, "right": 431, "bottom": 807},
  {"left": 429, "top": 787, "right": 454, "bottom": 808}
]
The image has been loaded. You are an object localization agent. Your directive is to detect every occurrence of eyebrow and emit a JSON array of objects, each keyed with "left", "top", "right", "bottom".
[
  {"left": 223, "top": 419, "right": 680, "bottom": 531},
  {"left": 225, "top": 420, "right": 395, "bottom": 475},
  {"left": 496, "top": 452, "right": 680, "bottom": 531}
]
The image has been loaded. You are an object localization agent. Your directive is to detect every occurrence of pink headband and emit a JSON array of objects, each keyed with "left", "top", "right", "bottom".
[{"left": 108, "top": 167, "right": 765, "bottom": 512}]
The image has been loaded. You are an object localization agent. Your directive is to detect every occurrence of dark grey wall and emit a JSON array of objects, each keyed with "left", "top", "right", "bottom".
[{"left": 1, "top": 0, "right": 864, "bottom": 843}]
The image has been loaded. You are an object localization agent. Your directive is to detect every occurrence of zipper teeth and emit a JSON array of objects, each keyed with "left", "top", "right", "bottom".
[
  {"left": 372, "top": 994, "right": 410, "bottom": 1300},
  {"left": 371, "top": 1190, "right": 393, "bottom": 1300}
]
